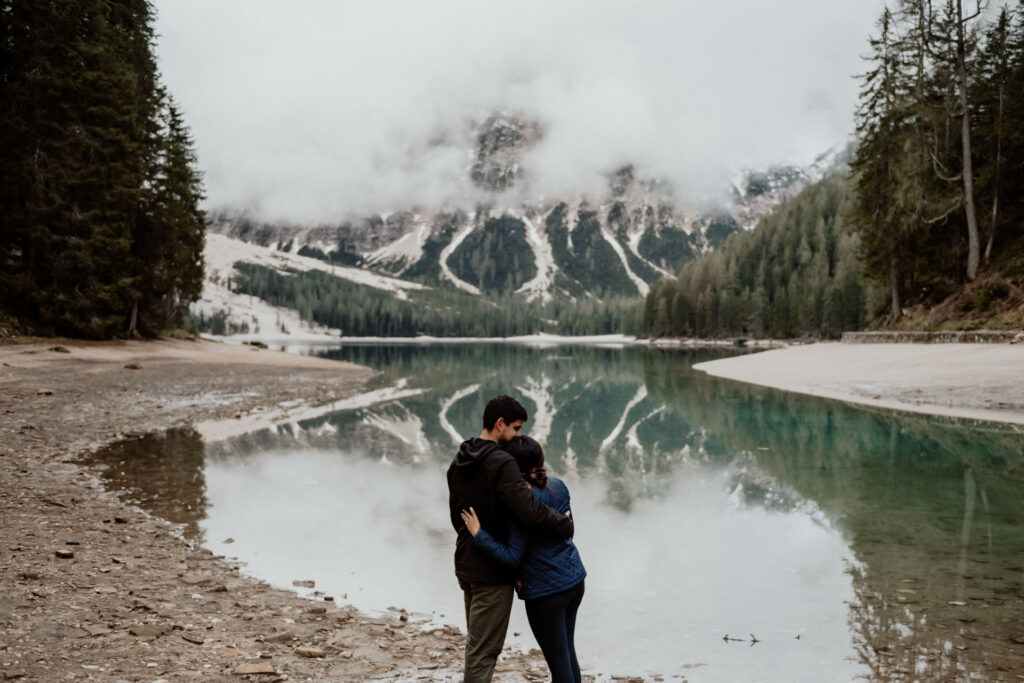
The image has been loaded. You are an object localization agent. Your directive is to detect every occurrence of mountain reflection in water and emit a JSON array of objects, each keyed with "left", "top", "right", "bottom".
[{"left": 87, "top": 343, "right": 1024, "bottom": 681}]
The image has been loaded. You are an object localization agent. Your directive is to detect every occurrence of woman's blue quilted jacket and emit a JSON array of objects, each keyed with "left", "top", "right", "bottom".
[{"left": 471, "top": 476, "right": 586, "bottom": 600}]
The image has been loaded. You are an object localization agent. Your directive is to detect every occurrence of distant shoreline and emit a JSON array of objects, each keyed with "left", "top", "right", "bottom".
[
  {"left": 200, "top": 332, "right": 787, "bottom": 349},
  {"left": 693, "top": 342, "right": 1024, "bottom": 426},
  {"left": 204, "top": 332, "right": 644, "bottom": 347}
]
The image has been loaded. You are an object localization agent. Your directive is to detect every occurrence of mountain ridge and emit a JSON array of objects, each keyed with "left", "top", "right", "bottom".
[
  {"left": 195, "top": 116, "right": 845, "bottom": 336},
  {"left": 207, "top": 157, "right": 837, "bottom": 303}
]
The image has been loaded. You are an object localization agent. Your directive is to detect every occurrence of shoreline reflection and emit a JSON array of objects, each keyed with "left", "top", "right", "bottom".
[{"left": 86, "top": 344, "right": 1024, "bottom": 681}]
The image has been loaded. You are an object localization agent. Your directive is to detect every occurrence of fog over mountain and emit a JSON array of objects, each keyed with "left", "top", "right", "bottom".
[{"left": 154, "top": 0, "right": 885, "bottom": 222}]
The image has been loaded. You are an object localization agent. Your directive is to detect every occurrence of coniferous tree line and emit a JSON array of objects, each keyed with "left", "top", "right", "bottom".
[
  {"left": 851, "top": 0, "right": 1024, "bottom": 317},
  {"left": 642, "top": 173, "right": 874, "bottom": 338},
  {"left": 643, "top": 2, "right": 1024, "bottom": 338},
  {"left": 211, "top": 263, "right": 641, "bottom": 338},
  {"left": 1, "top": 0, "right": 206, "bottom": 337}
]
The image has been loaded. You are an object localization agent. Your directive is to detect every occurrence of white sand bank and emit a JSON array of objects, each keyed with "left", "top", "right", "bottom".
[
  {"left": 694, "top": 342, "right": 1024, "bottom": 426},
  {"left": 0, "top": 338, "right": 359, "bottom": 370}
]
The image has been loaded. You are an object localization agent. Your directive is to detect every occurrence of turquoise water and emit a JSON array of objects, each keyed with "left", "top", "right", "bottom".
[{"left": 88, "top": 343, "right": 1024, "bottom": 681}]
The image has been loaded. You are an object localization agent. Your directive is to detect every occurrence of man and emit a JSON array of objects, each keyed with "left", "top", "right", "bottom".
[{"left": 447, "top": 394, "right": 575, "bottom": 682}]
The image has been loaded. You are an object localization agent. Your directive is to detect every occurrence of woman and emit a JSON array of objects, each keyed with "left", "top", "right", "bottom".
[{"left": 461, "top": 435, "right": 586, "bottom": 683}]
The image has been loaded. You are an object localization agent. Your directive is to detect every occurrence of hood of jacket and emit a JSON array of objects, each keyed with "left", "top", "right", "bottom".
[{"left": 455, "top": 437, "right": 503, "bottom": 468}]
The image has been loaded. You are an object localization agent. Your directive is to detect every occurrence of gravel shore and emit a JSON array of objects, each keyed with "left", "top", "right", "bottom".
[{"left": 0, "top": 339, "right": 554, "bottom": 682}]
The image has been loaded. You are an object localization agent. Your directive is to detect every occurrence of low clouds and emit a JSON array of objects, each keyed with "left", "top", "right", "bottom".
[{"left": 154, "top": 0, "right": 884, "bottom": 221}]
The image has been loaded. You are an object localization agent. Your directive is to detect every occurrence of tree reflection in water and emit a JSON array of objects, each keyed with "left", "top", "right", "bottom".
[
  {"left": 86, "top": 428, "right": 209, "bottom": 542},
  {"left": 645, "top": 356, "right": 1024, "bottom": 681},
  {"left": 87, "top": 344, "right": 1024, "bottom": 680}
]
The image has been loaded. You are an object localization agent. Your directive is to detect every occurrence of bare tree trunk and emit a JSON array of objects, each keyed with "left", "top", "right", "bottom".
[
  {"left": 128, "top": 300, "right": 138, "bottom": 334},
  {"left": 955, "top": 0, "right": 980, "bottom": 280},
  {"left": 956, "top": 467, "right": 976, "bottom": 602},
  {"left": 986, "top": 81, "right": 1002, "bottom": 260},
  {"left": 890, "top": 261, "right": 901, "bottom": 319},
  {"left": 987, "top": 191, "right": 998, "bottom": 260}
]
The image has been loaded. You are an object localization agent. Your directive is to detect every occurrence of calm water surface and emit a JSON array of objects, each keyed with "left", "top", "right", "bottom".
[{"left": 88, "top": 343, "right": 1024, "bottom": 681}]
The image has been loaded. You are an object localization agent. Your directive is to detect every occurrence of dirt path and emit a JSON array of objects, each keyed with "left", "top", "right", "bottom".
[{"left": 0, "top": 339, "right": 554, "bottom": 682}]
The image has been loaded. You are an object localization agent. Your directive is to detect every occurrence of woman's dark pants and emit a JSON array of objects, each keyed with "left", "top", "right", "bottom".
[{"left": 524, "top": 580, "right": 585, "bottom": 683}]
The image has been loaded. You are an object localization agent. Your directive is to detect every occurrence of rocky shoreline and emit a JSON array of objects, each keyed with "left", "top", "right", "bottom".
[
  {"left": 841, "top": 330, "right": 1024, "bottom": 344},
  {"left": 0, "top": 339, "right": 560, "bottom": 682}
]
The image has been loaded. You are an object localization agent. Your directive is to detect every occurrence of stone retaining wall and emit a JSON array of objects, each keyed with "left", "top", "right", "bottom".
[{"left": 841, "top": 330, "right": 1024, "bottom": 344}]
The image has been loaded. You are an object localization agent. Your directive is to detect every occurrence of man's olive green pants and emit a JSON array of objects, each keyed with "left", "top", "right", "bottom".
[{"left": 460, "top": 579, "right": 514, "bottom": 683}]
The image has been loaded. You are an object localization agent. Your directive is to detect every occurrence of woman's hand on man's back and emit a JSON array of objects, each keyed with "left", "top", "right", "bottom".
[{"left": 461, "top": 507, "right": 482, "bottom": 537}]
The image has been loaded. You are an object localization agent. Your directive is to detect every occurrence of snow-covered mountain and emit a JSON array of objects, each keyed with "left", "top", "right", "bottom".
[{"left": 196, "top": 115, "right": 844, "bottom": 335}]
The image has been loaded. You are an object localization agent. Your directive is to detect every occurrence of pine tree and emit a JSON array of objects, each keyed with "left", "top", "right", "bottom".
[
  {"left": 0, "top": 0, "right": 206, "bottom": 337},
  {"left": 1003, "top": 5, "right": 1024, "bottom": 245},
  {"left": 913, "top": 0, "right": 985, "bottom": 280},
  {"left": 851, "top": 9, "right": 914, "bottom": 318},
  {"left": 0, "top": 1, "right": 141, "bottom": 336},
  {"left": 131, "top": 99, "right": 207, "bottom": 333},
  {"left": 972, "top": 8, "right": 1011, "bottom": 262}
]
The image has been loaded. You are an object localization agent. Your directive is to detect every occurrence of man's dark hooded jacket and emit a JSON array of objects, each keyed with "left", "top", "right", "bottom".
[{"left": 448, "top": 437, "right": 574, "bottom": 585}]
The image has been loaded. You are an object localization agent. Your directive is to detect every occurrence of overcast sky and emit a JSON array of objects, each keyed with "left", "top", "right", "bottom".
[{"left": 154, "top": 1, "right": 887, "bottom": 222}]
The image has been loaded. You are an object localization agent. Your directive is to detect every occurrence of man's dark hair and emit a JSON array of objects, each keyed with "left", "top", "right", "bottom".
[{"left": 482, "top": 394, "right": 528, "bottom": 431}]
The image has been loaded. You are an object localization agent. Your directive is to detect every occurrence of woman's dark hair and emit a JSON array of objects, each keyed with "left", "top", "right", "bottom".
[
  {"left": 505, "top": 435, "right": 547, "bottom": 488},
  {"left": 482, "top": 394, "right": 528, "bottom": 431}
]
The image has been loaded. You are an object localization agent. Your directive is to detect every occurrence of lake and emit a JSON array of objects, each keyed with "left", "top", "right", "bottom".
[{"left": 87, "top": 342, "right": 1024, "bottom": 681}]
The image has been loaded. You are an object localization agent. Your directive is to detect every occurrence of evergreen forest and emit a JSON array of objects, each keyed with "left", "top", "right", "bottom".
[
  {"left": 1, "top": 0, "right": 206, "bottom": 338},
  {"left": 643, "top": 172, "right": 873, "bottom": 338},
  {"left": 219, "top": 263, "right": 641, "bottom": 338},
  {"left": 643, "top": 1, "right": 1024, "bottom": 339}
]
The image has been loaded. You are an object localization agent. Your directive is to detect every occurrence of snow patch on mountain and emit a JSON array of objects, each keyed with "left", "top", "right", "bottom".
[
  {"left": 515, "top": 215, "right": 557, "bottom": 303},
  {"left": 194, "top": 235, "right": 342, "bottom": 341},
  {"left": 600, "top": 224, "right": 649, "bottom": 296},
  {"left": 627, "top": 230, "right": 672, "bottom": 278},
  {"left": 204, "top": 233, "right": 429, "bottom": 297},
  {"left": 364, "top": 216, "right": 430, "bottom": 274},
  {"left": 194, "top": 274, "right": 342, "bottom": 342},
  {"left": 193, "top": 233, "right": 429, "bottom": 341},
  {"left": 439, "top": 221, "right": 482, "bottom": 295}
]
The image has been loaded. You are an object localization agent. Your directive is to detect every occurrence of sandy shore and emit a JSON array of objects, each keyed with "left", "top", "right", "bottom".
[
  {"left": 694, "top": 342, "right": 1024, "bottom": 426},
  {"left": 0, "top": 339, "right": 554, "bottom": 682}
]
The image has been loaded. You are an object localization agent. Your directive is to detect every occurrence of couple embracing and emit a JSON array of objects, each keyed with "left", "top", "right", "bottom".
[{"left": 447, "top": 395, "right": 586, "bottom": 683}]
